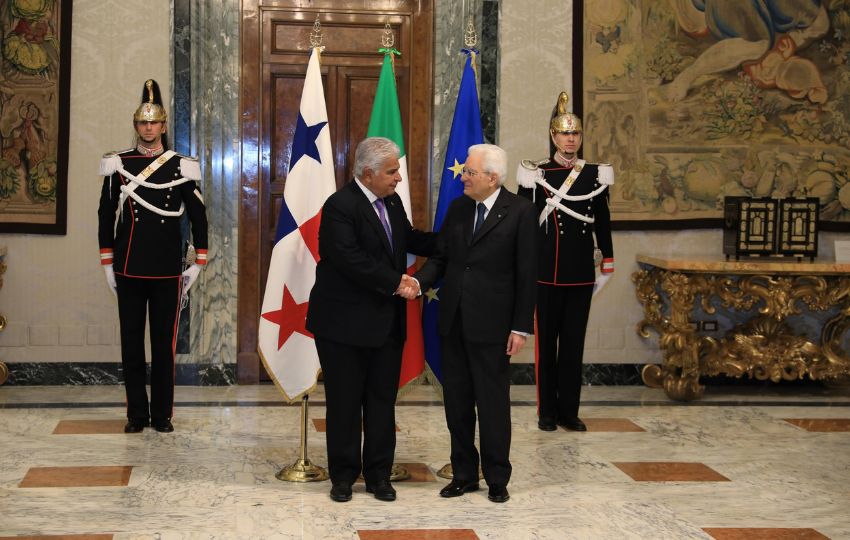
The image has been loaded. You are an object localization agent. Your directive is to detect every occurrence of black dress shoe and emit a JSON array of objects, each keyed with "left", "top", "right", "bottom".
[
  {"left": 487, "top": 484, "right": 510, "bottom": 503},
  {"left": 559, "top": 417, "right": 587, "bottom": 431},
  {"left": 439, "top": 479, "right": 480, "bottom": 498},
  {"left": 329, "top": 482, "right": 352, "bottom": 502},
  {"left": 152, "top": 419, "right": 174, "bottom": 433},
  {"left": 538, "top": 416, "right": 557, "bottom": 431},
  {"left": 365, "top": 480, "right": 396, "bottom": 501},
  {"left": 124, "top": 419, "right": 148, "bottom": 433}
]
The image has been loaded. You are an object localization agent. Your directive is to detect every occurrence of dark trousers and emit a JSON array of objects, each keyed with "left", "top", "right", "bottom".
[
  {"left": 441, "top": 316, "right": 512, "bottom": 486},
  {"left": 316, "top": 336, "right": 403, "bottom": 486},
  {"left": 535, "top": 283, "right": 593, "bottom": 421},
  {"left": 116, "top": 275, "right": 182, "bottom": 423}
]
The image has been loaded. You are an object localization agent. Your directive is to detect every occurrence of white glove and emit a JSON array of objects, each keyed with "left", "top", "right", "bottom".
[
  {"left": 102, "top": 265, "right": 117, "bottom": 297},
  {"left": 593, "top": 273, "right": 611, "bottom": 298},
  {"left": 181, "top": 264, "right": 202, "bottom": 293}
]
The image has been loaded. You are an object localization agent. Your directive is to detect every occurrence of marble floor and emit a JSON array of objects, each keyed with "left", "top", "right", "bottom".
[{"left": 1, "top": 383, "right": 849, "bottom": 539}]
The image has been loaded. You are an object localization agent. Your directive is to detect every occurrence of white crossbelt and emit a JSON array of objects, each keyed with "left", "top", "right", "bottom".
[
  {"left": 535, "top": 159, "right": 607, "bottom": 227},
  {"left": 116, "top": 150, "right": 192, "bottom": 219}
]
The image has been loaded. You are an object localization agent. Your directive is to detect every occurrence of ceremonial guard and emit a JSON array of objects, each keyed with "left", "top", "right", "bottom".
[
  {"left": 97, "top": 80, "right": 208, "bottom": 433},
  {"left": 517, "top": 91, "right": 614, "bottom": 432}
]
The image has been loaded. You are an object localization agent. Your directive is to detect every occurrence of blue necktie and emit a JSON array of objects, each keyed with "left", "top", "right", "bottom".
[
  {"left": 473, "top": 202, "right": 486, "bottom": 238},
  {"left": 374, "top": 198, "right": 393, "bottom": 247}
]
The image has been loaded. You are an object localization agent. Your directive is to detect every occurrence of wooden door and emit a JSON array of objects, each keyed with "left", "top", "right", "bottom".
[{"left": 239, "top": 0, "right": 434, "bottom": 382}]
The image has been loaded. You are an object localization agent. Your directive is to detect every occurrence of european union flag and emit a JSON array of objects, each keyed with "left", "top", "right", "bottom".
[{"left": 422, "top": 51, "right": 484, "bottom": 386}]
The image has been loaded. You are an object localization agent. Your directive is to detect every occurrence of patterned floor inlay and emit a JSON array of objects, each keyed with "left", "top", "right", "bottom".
[
  {"left": 0, "top": 536, "right": 113, "bottom": 540},
  {"left": 312, "top": 418, "right": 400, "bottom": 432},
  {"left": 358, "top": 530, "right": 479, "bottom": 540},
  {"left": 354, "top": 463, "right": 437, "bottom": 483},
  {"left": 18, "top": 466, "right": 133, "bottom": 488},
  {"left": 783, "top": 418, "right": 850, "bottom": 432},
  {"left": 703, "top": 528, "right": 830, "bottom": 539},
  {"left": 613, "top": 462, "right": 730, "bottom": 482},
  {"left": 580, "top": 418, "right": 645, "bottom": 432},
  {"left": 52, "top": 420, "right": 127, "bottom": 434}
]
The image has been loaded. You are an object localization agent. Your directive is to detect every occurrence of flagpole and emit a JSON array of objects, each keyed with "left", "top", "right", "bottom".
[
  {"left": 376, "top": 20, "right": 411, "bottom": 483},
  {"left": 276, "top": 395, "right": 328, "bottom": 482}
]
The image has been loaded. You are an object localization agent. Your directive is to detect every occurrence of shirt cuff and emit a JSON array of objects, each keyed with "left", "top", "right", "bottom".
[{"left": 511, "top": 330, "right": 530, "bottom": 337}]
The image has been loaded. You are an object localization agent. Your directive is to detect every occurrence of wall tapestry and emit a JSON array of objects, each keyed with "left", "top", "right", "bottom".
[
  {"left": 576, "top": 0, "right": 850, "bottom": 230},
  {"left": 0, "top": 0, "right": 71, "bottom": 234}
]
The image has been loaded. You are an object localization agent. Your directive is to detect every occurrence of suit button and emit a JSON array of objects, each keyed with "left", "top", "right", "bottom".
[{"left": 465, "top": 266, "right": 470, "bottom": 271}]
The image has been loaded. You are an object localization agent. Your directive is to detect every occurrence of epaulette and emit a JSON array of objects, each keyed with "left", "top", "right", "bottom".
[
  {"left": 597, "top": 163, "right": 615, "bottom": 185},
  {"left": 179, "top": 156, "right": 202, "bottom": 181},
  {"left": 516, "top": 158, "right": 548, "bottom": 188},
  {"left": 99, "top": 150, "right": 128, "bottom": 176}
]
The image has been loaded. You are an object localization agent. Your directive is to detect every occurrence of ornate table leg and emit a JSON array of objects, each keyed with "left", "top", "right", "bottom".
[{"left": 634, "top": 268, "right": 704, "bottom": 401}]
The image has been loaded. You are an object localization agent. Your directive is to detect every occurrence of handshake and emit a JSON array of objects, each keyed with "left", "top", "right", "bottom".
[{"left": 396, "top": 274, "right": 420, "bottom": 300}]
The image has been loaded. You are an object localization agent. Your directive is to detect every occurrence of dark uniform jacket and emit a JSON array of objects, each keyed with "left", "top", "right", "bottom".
[
  {"left": 98, "top": 149, "right": 208, "bottom": 278},
  {"left": 517, "top": 160, "right": 613, "bottom": 285},
  {"left": 305, "top": 180, "right": 436, "bottom": 348}
]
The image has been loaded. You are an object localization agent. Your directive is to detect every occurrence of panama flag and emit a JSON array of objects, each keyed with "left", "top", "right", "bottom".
[
  {"left": 422, "top": 51, "right": 484, "bottom": 387},
  {"left": 258, "top": 48, "right": 336, "bottom": 402},
  {"left": 366, "top": 50, "right": 425, "bottom": 391}
]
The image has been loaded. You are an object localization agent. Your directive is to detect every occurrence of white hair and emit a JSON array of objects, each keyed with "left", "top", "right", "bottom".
[
  {"left": 354, "top": 137, "right": 400, "bottom": 178},
  {"left": 468, "top": 143, "right": 507, "bottom": 185}
]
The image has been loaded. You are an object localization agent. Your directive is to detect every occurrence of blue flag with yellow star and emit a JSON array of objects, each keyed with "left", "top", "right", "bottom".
[{"left": 422, "top": 51, "right": 483, "bottom": 386}]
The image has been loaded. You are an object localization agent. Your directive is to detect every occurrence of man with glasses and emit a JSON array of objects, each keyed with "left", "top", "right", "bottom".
[{"left": 414, "top": 143, "right": 537, "bottom": 503}]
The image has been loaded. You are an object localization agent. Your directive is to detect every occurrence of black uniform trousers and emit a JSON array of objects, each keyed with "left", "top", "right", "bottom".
[
  {"left": 536, "top": 283, "right": 594, "bottom": 422},
  {"left": 441, "top": 314, "right": 512, "bottom": 486},
  {"left": 316, "top": 335, "right": 403, "bottom": 486},
  {"left": 116, "top": 274, "right": 182, "bottom": 423}
]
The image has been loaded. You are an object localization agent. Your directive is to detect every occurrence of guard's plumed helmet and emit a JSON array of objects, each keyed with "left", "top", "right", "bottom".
[
  {"left": 549, "top": 91, "right": 582, "bottom": 134},
  {"left": 133, "top": 79, "right": 167, "bottom": 122}
]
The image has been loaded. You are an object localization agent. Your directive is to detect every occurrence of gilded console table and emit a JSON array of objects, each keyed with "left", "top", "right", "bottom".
[{"left": 633, "top": 254, "right": 850, "bottom": 401}]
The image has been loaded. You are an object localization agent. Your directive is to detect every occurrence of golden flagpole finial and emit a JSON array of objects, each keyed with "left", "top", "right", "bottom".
[
  {"left": 309, "top": 14, "right": 324, "bottom": 49},
  {"left": 464, "top": 15, "right": 478, "bottom": 48},
  {"left": 382, "top": 21, "right": 394, "bottom": 48}
]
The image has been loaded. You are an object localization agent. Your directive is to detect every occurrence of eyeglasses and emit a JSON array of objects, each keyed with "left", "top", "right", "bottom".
[{"left": 462, "top": 168, "right": 484, "bottom": 177}]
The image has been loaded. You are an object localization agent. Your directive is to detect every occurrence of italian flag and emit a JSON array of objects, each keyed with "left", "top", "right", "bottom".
[{"left": 367, "top": 51, "right": 425, "bottom": 391}]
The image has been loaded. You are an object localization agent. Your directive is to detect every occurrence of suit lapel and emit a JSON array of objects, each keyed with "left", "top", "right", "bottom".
[{"left": 471, "top": 189, "right": 510, "bottom": 245}]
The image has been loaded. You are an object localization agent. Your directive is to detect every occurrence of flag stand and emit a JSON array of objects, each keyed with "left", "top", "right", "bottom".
[
  {"left": 391, "top": 463, "right": 410, "bottom": 481},
  {"left": 276, "top": 396, "right": 328, "bottom": 482},
  {"left": 437, "top": 463, "right": 483, "bottom": 480}
]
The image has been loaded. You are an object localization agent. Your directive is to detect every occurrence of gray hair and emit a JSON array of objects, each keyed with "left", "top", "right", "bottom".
[
  {"left": 468, "top": 143, "right": 507, "bottom": 185},
  {"left": 353, "top": 137, "right": 400, "bottom": 178}
]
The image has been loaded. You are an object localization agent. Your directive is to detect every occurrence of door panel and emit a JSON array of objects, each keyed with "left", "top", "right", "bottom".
[{"left": 239, "top": 1, "right": 433, "bottom": 382}]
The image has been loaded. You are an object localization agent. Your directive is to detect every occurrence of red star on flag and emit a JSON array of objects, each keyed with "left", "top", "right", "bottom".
[{"left": 261, "top": 285, "right": 313, "bottom": 350}]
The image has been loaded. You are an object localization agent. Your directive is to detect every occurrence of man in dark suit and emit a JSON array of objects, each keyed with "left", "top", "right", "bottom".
[
  {"left": 414, "top": 143, "right": 537, "bottom": 503},
  {"left": 305, "top": 137, "right": 435, "bottom": 503}
]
